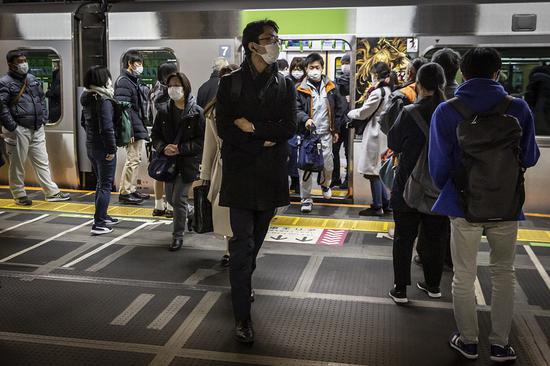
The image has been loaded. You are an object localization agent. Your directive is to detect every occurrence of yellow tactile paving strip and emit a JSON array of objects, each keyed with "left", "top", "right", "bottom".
[{"left": 1, "top": 198, "right": 550, "bottom": 243}]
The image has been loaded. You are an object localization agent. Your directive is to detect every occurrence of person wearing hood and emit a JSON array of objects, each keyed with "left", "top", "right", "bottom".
[
  {"left": 524, "top": 65, "right": 550, "bottom": 135},
  {"left": 115, "top": 51, "right": 151, "bottom": 205},
  {"left": 151, "top": 72, "right": 205, "bottom": 251},
  {"left": 197, "top": 57, "right": 229, "bottom": 109},
  {"left": 0, "top": 49, "right": 70, "bottom": 206},
  {"left": 215, "top": 19, "right": 296, "bottom": 343},
  {"left": 80, "top": 66, "right": 120, "bottom": 235},
  {"left": 429, "top": 47, "right": 540, "bottom": 362},
  {"left": 296, "top": 52, "right": 345, "bottom": 213},
  {"left": 148, "top": 62, "right": 178, "bottom": 218}
]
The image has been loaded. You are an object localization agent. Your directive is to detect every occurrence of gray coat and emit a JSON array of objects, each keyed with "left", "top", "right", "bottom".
[{"left": 0, "top": 71, "right": 48, "bottom": 131}]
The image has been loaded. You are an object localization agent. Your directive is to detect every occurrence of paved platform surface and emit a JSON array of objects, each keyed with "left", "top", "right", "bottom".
[{"left": 0, "top": 188, "right": 549, "bottom": 365}]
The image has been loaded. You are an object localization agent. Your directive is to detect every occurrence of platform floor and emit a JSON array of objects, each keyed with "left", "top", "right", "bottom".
[{"left": 0, "top": 187, "right": 549, "bottom": 365}]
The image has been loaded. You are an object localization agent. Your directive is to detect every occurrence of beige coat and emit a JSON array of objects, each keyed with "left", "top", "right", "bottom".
[{"left": 200, "top": 109, "right": 232, "bottom": 237}]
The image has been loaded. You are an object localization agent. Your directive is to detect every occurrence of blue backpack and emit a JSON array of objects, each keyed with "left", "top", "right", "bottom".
[{"left": 297, "top": 130, "right": 324, "bottom": 182}]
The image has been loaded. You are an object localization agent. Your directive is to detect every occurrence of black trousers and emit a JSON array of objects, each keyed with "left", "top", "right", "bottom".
[
  {"left": 393, "top": 210, "right": 450, "bottom": 289},
  {"left": 228, "top": 207, "right": 275, "bottom": 322},
  {"left": 417, "top": 225, "right": 453, "bottom": 267},
  {"left": 332, "top": 127, "right": 349, "bottom": 184}
]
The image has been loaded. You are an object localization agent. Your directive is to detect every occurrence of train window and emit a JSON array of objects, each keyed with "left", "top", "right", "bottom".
[
  {"left": 19, "top": 49, "right": 62, "bottom": 125},
  {"left": 424, "top": 46, "right": 550, "bottom": 136},
  {"left": 120, "top": 49, "right": 177, "bottom": 90}
]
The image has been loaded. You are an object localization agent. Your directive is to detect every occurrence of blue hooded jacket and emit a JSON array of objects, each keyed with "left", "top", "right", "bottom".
[{"left": 428, "top": 78, "right": 540, "bottom": 219}]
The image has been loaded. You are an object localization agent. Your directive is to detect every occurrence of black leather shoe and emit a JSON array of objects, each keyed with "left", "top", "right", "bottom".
[
  {"left": 235, "top": 320, "right": 254, "bottom": 343},
  {"left": 250, "top": 289, "right": 255, "bottom": 303},
  {"left": 131, "top": 191, "right": 150, "bottom": 200},
  {"left": 119, "top": 194, "right": 143, "bottom": 205},
  {"left": 169, "top": 238, "right": 183, "bottom": 251},
  {"left": 152, "top": 209, "right": 165, "bottom": 217}
]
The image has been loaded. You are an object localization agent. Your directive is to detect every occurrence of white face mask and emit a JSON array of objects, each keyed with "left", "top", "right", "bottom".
[
  {"left": 15, "top": 62, "right": 29, "bottom": 75},
  {"left": 341, "top": 64, "right": 351, "bottom": 74},
  {"left": 134, "top": 65, "right": 144, "bottom": 75},
  {"left": 307, "top": 69, "right": 322, "bottom": 82},
  {"left": 256, "top": 43, "right": 280, "bottom": 65},
  {"left": 291, "top": 70, "right": 304, "bottom": 80},
  {"left": 280, "top": 69, "right": 289, "bottom": 77},
  {"left": 168, "top": 86, "right": 185, "bottom": 101},
  {"left": 106, "top": 79, "right": 113, "bottom": 89}
]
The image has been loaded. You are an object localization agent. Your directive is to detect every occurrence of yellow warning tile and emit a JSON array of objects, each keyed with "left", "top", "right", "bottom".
[
  {"left": 517, "top": 229, "right": 550, "bottom": 243},
  {"left": 310, "top": 189, "right": 348, "bottom": 197}
]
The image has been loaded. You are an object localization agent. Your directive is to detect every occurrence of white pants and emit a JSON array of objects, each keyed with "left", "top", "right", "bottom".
[
  {"left": 299, "top": 133, "right": 333, "bottom": 202},
  {"left": 450, "top": 217, "right": 518, "bottom": 346},
  {"left": 2, "top": 125, "right": 59, "bottom": 199}
]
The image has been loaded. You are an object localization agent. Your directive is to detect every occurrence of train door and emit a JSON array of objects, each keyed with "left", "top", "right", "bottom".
[{"left": 280, "top": 38, "right": 353, "bottom": 203}]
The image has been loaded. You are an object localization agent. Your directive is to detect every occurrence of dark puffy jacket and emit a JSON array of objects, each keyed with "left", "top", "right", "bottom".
[
  {"left": 114, "top": 70, "right": 150, "bottom": 141},
  {"left": 0, "top": 71, "right": 48, "bottom": 131},
  {"left": 525, "top": 72, "right": 550, "bottom": 135},
  {"left": 80, "top": 91, "right": 117, "bottom": 154},
  {"left": 151, "top": 96, "right": 205, "bottom": 183},
  {"left": 388, "top": 96, "right": 437, "bottom": 211},
  {"left": 296, "top": 76, "right": 345, "bottom": 135},
  {"left": 335, "top": 73, "right": 351, "bottom": 132},
  {"left": 197, "top": 71, "right": 220, "bottom": 109},
  {"left": 216, "top": 60, "right": 297, "bottom": 211}
]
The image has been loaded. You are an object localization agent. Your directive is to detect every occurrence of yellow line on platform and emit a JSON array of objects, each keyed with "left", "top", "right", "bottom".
[{"left": 1, "top": 198, "right": 550, "bottom": 243}]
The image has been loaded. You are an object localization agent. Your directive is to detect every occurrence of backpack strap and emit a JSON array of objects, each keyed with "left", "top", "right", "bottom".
[
  {"left": 448, "top": 97, "right": 476, "bottom": 120},
  {"left": 10, "top": 78, "right": 27, "bottom": 107},
  {"left": 491, "top": 95, "right": 514, "bottom": 115},
  {"left": 406, "top": 105, "right": 428, "bottom": 137}
]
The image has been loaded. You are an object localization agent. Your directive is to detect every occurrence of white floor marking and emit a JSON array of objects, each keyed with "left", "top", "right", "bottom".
[
  {"left": 147, "top": 296, "right": 190, "bottom": 330},
  {"left": 0, "top": 219, "right": 93, "bottom": 263},
  {"left": 474, "top": 276, "right": 487, "bottom": 306},
  {"left": 62, "top": 221, "right": 154, "bottom": 268},
  {"left": 110, "top": 293, "right": 155, "bottom": 326},
  {"left": 293, "top": 255, "right": 324, "bottom": 294},
  {"left": 524, "top": 244, "right": 550, "bottom": 291},
  {"left": 85, "top": 246, "right": 134, "bottom": 272},
  {"left": 0, "top": 213, "right": 49, "bottom": 234}
]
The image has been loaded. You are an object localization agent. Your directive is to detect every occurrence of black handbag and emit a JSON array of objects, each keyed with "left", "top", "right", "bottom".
[
  {"left": 193, "top": 183, "right": 213, "bottom": 234},
  {"left": 148, "top": 123, "right": 185, "bottom": 182}
]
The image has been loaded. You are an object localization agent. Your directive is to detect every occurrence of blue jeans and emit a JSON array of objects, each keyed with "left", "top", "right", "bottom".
[
  {"left": 368, "top": 176, "right": 389, "bottom": 209},
  {"left": 88, "top": 147, "right": 116, "bottom": 226}
]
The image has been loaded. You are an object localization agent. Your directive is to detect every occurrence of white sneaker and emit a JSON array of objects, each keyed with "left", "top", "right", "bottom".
[
  {"left": 91, "top": 225, "right": 113, "bottom": 235},
  {"left": 321, "top": 186, "right": 332, "bottom": 199},
  {"left": 301, "top": 201, "right": 313, "bottom": 213},
  {"left": 46, "top": 192, "right": 71, "bottom": 202}
]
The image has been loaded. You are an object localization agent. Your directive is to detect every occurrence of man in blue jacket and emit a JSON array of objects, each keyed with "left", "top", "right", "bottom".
[
  {"left": 429, "top": 47, "right": 540, "bottom": 362},
  {"left": 0, "top": 49, "right": 70, "bottom": 205}
]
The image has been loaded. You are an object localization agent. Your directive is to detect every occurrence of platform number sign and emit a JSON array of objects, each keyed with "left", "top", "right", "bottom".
[
  {"left": 407, "top": 38, "right": 418, "bottom": 53},
  {"left": 219, "top": 45, "right": 232, "bottom": 59}
]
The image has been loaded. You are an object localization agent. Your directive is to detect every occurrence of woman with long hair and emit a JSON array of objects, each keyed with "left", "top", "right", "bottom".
[
  {"left": 200, "top": 64, "right": 239, "bottom": 266},
  {"left": 151, "top": 72, "right": 205, "bottom": 251},
  {"left": 387, "top": 62, "right": 450, "bottom": 304}
]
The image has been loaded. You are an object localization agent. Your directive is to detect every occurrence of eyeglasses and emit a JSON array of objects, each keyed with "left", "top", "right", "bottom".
[{"left": 258, "top": 36, "right": 282, "bottom": 46}]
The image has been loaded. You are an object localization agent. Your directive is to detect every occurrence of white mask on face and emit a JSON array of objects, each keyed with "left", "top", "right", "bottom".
[
  {"left": 15, "top": 62, "right": 29, "bottom": 75},
  {"left": 341, "top": 64, "right": 351, "bottom": 74},
  {"left": 256, "top": 43, "right": 280, "bottom": 65},
  {"left": 134, "top": 65, "right": 144, "bottom": 75},
  {"left": 168, "top": 86, "right": 185, "bottom": 101},
  {"left": 307, "top": 69, "right": 322, "bottom": 82},
  {"left": 291, "top": 70, "right": 304, "bottom": 80},
  {"left": 106, "top": 78, "right": 113, "bottom": 89},
  {"left": 280, "top": 69, "right": 289, "bottom": 77}
]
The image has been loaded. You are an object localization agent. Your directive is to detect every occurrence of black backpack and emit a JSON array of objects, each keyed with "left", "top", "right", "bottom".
[
  {"left": 450, "top": 96, "right": 525, "bottom": 223},
  {"left": 379, "top": 90, "right": 410, "bottom": 134}
]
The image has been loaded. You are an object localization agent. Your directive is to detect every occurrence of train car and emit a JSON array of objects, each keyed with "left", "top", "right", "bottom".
[{"left": 0, "top": 2, "right": 548, "bottom": 212}]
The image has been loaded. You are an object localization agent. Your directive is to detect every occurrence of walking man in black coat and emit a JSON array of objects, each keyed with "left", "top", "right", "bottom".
[{"left": 216, "top": 19, "right": 297, "bottom": 343}]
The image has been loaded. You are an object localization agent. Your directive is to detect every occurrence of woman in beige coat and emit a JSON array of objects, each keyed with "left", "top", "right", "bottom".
[{"left": 200, "top": 64, "right": 238, "bottom": 266}]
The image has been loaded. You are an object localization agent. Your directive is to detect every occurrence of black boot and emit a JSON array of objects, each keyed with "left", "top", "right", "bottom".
[
  {"left": 235, "top": 320, "right": 254, "bottom": 343},
  {"left": 290, "top": 176, "right": 300, "bottom": 194},
  {"left": 169, "top": 237, "right": 183, "bottom": 251}
]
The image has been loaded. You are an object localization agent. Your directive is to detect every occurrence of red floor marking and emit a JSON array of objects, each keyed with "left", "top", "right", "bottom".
[{"left": 317, "top": 229, "right": 348, "bottom": 246}]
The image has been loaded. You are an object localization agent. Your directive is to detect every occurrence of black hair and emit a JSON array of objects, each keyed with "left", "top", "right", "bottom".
[
  {"left": 406, "top": 57, "right": 428, "bottom": 81},
  {"left": 219, "top": 64, "right": 239, "bottom": 78},
  {"left": 370, "top": 61, "right": 390, "bottom": 79},
  {"left": 341, "top": 53, "right": 351, "bottom": 64},
  {"left": 6, "top": 49, "right": 25, "bottom": 64},
  {"left": 431, "top": 48, "right": 461, "bottom": 83},
  {"left": 157, "top": 62, "right": 178, "bottom": 83},
  {"left": 389, "top": 71, "right": 399, "bottom": 90},
  {"left": 83, "top": 65, "right": 112, "bottom": 89},
  {"left": 460, "top": 47, "right": 502, "bottom": 80},
  {"left": 276, "top": 59, "right": 289, "bottom": 70},
  {"left": 166, "top": 72, "right": 192, "bottom": 101},
  {"left": 305, "top": 53, "right": 325, "bottom": 68},
  {"left": 289, "top": 57, "right": 305, "bottom": 73},
  {"left": 529, "top": 65, "right": 550, "bottom": 79},
  {"left": 242, "top": 19, "right": 279, "bottom": 57},
  {"left": 124, "top": 51, "right": 144, "bottom": 68},
  {"left": 416, "top": 62, "right": 446, "bottom": 106}
]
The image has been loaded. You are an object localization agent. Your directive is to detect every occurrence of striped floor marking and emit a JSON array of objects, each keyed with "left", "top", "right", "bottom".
[{"left": 2, "top": 199, "right": 550, "bottom": 243}]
